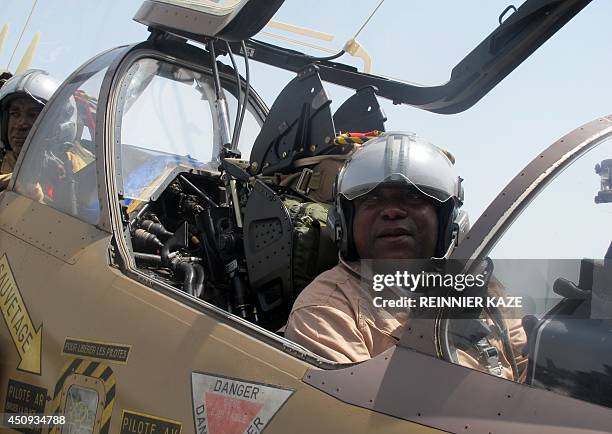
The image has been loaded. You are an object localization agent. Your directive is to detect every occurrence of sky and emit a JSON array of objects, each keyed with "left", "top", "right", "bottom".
[{"left": 1, "top": 0, "right": 612, "bottom": 260}]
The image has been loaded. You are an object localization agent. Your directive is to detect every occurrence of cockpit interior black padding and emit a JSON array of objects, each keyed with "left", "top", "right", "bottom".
[
  {"left": 333, "top": 86, "right": 387, "bottom": 134},
  {"left": 243, "top": 181, "right": 293, "bottom": 311},
  {"left": 249, "top": 66, "right": 335, "bottom": 175}
]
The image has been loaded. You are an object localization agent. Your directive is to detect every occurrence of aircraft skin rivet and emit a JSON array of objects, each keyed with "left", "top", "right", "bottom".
[
  {"left": 310, "top": 145, "right": 316, "bottom": 152},
  {"left": 324, "top": 136, "right": 331, "bottom": 144}
]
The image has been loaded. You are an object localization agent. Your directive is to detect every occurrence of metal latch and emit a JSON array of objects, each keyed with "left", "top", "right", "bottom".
[
  {"left": 295, "top": 168, "right": 314, "bottom": 195},
  {"left": 475, "top": 338, "right": 503, "bottom": 377}
]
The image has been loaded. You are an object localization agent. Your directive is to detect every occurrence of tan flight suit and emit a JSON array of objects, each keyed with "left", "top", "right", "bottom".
[
  {"left": 285, "top": 258, "right": 528, "bottom": 381},
  {"left": 0, "top": 150, "right": 16, "bottom": 191},
  {"left": 68, "top": 141, "right": 94, "bottom": 172},
  {"left": 2, "top": 145, "right": 90, "bottom": 202}
]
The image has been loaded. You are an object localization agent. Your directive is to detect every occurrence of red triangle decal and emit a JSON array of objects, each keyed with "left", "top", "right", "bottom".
[{"left": 205, "top": 392, "right": 264, "bottom": 434}]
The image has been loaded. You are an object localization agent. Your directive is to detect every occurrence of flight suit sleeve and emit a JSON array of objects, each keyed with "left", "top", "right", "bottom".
[
  {"left": 506, "top": 317, "right": 528, "bottom": 382},
  {"left": 0, "top": 151, "right": 16, "bottom": 190},
  {"left": 285, "top": 305, "right": 371, "bottom": 363},
  {"left": 0, "top": 172, "right": 11, "bottom": 190},
  {"left": 488, "top": 277, "right": 529, "bottom": 381}
]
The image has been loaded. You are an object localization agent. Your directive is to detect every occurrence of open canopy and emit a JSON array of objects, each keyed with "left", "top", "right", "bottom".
[{"left": 135, "top": 0, "right": 592, "bottom": 114}]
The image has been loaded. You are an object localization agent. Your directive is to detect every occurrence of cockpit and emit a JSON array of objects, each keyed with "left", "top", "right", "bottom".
[{"left": 7, "top": 0, "right": 612, "bottom": 419}]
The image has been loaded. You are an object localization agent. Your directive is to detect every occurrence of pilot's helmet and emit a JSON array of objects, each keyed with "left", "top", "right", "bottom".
[
  {"left": 330, "top": 131, "right": 465, "bottom": 260},
  {"left": 0, "top": 69, "right": 76, "bottom": 151}
]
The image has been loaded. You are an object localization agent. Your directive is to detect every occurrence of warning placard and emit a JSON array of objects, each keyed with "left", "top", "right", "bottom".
[
  {"left": 120, "top": 410, "right": 181, "bottom": 434},
  {"left": 191, "top": 373, "right": 293, "bottom": 434},
  {"left": 62, "top": 337, "right": 130, "bottom": 364},
  {"left": 3, "top": 378, "right": 48, "bottom": 434}
]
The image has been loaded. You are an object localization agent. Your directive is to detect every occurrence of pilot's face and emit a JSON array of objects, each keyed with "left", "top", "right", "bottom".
[
  {"left": 352, "top": 186, "right": 438, "bottom": 260},
  {"left": 7, "top": 97, "right": 43, "bottom": 156}
]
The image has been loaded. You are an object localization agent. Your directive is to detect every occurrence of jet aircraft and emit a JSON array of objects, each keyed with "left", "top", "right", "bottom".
[{"left": 1, "top": 1, "right": 611, "bottom": 433}]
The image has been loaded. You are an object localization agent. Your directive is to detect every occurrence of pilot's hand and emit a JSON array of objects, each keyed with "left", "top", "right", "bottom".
[
  {"left": 28, "top": 183, "right": 44, "bottom": 202},
  {"left": 15, "top": 181, "right": 44, "bottom": 203}
]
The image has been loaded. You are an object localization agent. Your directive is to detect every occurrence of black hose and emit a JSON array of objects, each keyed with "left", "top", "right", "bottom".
[
  {"left": 172, "top": 259, "right": 196, "bottom": 296},
  {"left": 209, "top": 40, "right": 223, "bottom": 100},
  {"left": 161, "top": 237, "right": 179, "bottom": 264},
  {"left": 139, "top": 219, "right": 173, "bottom": 242},
  {"left": 134, "top": 252, "right": 162, "bottom": 264},
  {"left": 196, "top": 210, "right": 223, "bottom": 283},
  {"left": 235, "top": 40, "right": 250, "bottom": 147},
  {"left": 133, "top": 229, "right": 164, "bottom": 252},
  {"left": 226, "top": 40, "right": 242, "bottom": 150},
  {"left": 200, "top": 209, "right": 219, "bottom": 255},
  {"left": 230, "top": 272, "right": 251, "bottom": 320},
  {"left": 161, "top": 223, "right": 189, "bottom": 264},
  {"left": 193, "top": 263, "right": 205, "bottom": 299}
]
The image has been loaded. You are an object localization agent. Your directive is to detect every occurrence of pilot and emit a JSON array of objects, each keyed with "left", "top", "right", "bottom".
[
  {"left": 0, "top": 70, "right": 51, "bottom": 192},
  {"left": 285, "top": 132, "right": 527, "bottom": 380},
  {"left": 0, "top": 70, "right": 91, "bottom": 201}
]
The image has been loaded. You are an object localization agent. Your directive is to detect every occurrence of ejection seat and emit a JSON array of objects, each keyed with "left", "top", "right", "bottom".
[{"left": 241, "top": 65, "right": 387, "bottom": 330}]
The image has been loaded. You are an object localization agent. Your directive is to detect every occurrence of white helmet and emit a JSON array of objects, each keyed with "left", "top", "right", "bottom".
[
  {"left": 330, "top": 132, "right": 465, "bottom": 260},
  {"left": 0, "top": 70, "right": 60, "bottom": 150}
]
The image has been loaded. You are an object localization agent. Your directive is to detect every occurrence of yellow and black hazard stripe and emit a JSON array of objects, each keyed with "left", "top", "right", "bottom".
[
  {"left": 334, "top": 130, "right": 382, "bottom": 146},
  {"left": 48, "top": 358, "right": 115, "bottom": 434},
  {"left": 334, "top": 131, "right": 457, "bottom": 164}
]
